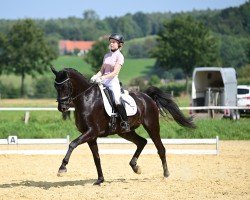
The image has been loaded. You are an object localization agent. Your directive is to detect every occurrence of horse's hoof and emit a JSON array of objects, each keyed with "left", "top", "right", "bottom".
[
  {"left": 132, "top": 165, "right": 141, "bottom": 174},
  {"left": 164, "top": 171, "right": 170, "bottom": 178},
  {"left": 161, "top": 177, "right": 168, "bottom": 182},
  {"left": 135, "top": 166, "right": 142, "bottom": 174},
  {"left": 57, "top": 168, "right": 67, "bottom": 177},
  {"left": 93, "top": 178, "right": 104, "bottom": 186}
]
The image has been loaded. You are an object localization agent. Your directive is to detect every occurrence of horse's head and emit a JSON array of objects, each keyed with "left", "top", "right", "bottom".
[{"left": 51, "top": 66, "right": 73, "bottom": 112}]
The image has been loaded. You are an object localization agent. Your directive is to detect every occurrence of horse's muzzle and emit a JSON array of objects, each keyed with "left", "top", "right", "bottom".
[{"left": 58, "top": 103, "right": 70, "bottom": 113}]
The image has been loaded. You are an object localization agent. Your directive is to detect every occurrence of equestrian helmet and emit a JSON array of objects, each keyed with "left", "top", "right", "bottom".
[{"left": 109, "top": 33, "right": 124, "bottom": 44}]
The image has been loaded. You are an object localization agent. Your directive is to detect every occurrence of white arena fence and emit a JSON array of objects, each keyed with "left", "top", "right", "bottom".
[
  {"left": 0, "top": 106, "right": 249, "bottom": 124},
  {"left": 0, "top": 135, "right": 219, "bottom": 155},
  {"left": 0, "top": 106, "right": 249, "bottom": 111},
  {"left": 97, "top": 137, "right": 219, "bottom": 155},
  {"left": 0, "top": 135, "right": 70, "bottom": 155},
  {"left": 1, "top": 106, "right": 241, "bottom": 155}
]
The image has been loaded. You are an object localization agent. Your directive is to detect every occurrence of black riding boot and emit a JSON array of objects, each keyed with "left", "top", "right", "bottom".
[{"left": 116, "top": 104, "right": 130, "bottom": 132}]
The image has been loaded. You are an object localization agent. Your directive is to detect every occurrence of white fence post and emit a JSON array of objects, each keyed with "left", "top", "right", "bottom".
[{"left": 24, "top": 111, "right": 30, "bottom": 124}]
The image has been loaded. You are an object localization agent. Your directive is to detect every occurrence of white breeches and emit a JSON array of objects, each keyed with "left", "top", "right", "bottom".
[{"left": 103, "top": 77, "right": 121, "bottom": 104}]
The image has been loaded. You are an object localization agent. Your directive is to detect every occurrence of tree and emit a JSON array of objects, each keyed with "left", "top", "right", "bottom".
[
  {"left": 220, "top": 35, "right": 248, "bottom": 68},
  {"left": 116, "top": 14, "right": 143, "bottom": 39},
  {"left": 152, "top": 16, "right": 219, "bottom": 93},
  {"left": 0, "top": 19, "right": 57, "bottom": 97},
  {"left": 83, "top": 10, "right": 99, "bottom": 21},
  {"left": 132, "top": 12, "right": 151, "bottom": 36},
  {"left": 84, "top": 38, "right": 109, "bottom": 72}
]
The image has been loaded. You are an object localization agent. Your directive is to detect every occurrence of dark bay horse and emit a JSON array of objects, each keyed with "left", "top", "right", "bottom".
[{"left": 51, "top": 67, "right": 195, "bottom": 185}]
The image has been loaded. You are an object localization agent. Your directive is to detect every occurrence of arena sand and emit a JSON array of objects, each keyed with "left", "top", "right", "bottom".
[{"left": 0, "top": 141, "right": 249, "bottom": 200}]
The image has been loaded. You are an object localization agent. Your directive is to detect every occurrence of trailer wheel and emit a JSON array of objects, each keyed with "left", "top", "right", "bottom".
[
  {"left": 230, "top": 110, "right": 237, "bottom": 120},
  {"left": 236, "top": 110, "right": 240, "bottom": 120}
]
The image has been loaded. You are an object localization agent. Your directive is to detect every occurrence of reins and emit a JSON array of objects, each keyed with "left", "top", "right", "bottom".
[{"left": 55, "top": 77, "right": 96, "bottom": 104}]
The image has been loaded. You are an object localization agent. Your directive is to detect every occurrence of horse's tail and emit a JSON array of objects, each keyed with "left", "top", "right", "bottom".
[{"left": 144, "top": 86, "right": 196, "bottom": 129}]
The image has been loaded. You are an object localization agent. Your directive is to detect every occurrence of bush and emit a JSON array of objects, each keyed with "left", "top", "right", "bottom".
[
  {"left": 238, "top": 78, "right": 250, "bottom": 85},
  {"left": 33, "top": 76, "right": 56, "bottom": 98},
  {"left": 160, "top": 83, "right": 186, "bottom": 97},
  {"left": 129, "top": 77, "right": 148, "bottom": 91},
  {"left": 0, "top": 81, "right": 20, "bottom": 98},
  {"left": 149, "top": 75, "right": 161, "bottom": 85}
]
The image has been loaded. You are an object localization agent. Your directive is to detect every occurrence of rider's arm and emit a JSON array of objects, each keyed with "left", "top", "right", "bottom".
[{"left": 101, "top": 63, "right": 122, "bottom": 80}]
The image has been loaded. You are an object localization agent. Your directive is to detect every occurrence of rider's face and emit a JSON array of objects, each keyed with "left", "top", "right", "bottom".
[{"left": 109, "top": 39, "right": 119, "bottom": 50}]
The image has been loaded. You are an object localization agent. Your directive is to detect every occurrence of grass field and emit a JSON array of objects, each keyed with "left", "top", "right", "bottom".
[
  {"left": 0, "top": 98, "right": 249, "bottom": 140},
  {"left": 53, "top": 56, "right": 155, "bottom": 85},
  {"left": 0, "top": 56, "right": 155, "bottom": 89}
]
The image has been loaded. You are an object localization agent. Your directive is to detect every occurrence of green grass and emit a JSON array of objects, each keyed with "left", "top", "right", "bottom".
[
  {"left": 52, "top": 55, "right": 93, "bottom": 76},
  {"left": 120, "top": 58, "right": 155, "bottom": 84},
  {"left": 1, "top": 97, "right": 249, "bottom": 140},
  {"left": 0, "top": 56, "right": 155, "bottom": 88},
  {"left": 0, "top": 109, "right": 249, "bottom": 140},
  {"left": 53, "top": 56, "right": 155, "bottom": 85}
]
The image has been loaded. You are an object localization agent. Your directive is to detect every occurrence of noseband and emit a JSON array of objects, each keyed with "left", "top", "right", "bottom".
[{"left": 55, "top": 78, "right": 73, "bottom": 104}]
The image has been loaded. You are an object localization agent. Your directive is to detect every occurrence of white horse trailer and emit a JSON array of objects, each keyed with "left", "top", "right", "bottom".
[{"left": 191, "top": 67, "right": 239, "bottom": 119}]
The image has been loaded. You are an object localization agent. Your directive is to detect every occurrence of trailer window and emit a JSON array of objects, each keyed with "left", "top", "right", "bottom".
[{"left": 237, "top": 88, "right": 249, "bottom": 95}]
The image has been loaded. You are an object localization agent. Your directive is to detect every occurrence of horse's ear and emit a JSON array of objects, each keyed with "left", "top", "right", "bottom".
[{"left": 50, "top": 66, "right": 58, "bottom": 76}]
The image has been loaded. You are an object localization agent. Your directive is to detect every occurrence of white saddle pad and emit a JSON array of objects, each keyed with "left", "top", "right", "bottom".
[{"left": 98, "top": 84, "right": 137, "bottom": 117}]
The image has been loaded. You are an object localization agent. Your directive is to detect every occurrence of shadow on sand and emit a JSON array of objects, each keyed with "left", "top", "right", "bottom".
[{"left": 0, "top": 177, "right": 151, "bottom": 190}]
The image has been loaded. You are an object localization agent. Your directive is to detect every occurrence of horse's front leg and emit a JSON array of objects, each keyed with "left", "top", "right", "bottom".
[
  {"left": 57, "top": 133, "right": 92, "bottom": 176},
  {"left": 88, "top": 139, "right": 104, "bottom": 185}
]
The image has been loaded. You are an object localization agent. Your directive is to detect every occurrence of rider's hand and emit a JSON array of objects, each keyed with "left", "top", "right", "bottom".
[
  {"left": 95, "top": 77, "right": 103, "bottom": 84},
  {"left": 90, "top": 75, "right": 97, "bottom": 83}
]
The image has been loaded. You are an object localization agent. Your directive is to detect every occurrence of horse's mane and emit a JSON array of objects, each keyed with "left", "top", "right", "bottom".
[{"left": 64, "top": 68, "right": 89, "bottom": 82}]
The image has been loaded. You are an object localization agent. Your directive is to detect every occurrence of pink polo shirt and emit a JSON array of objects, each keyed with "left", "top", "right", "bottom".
[{"left": 102, "top": 49, "right": 124, "bottom": 77}]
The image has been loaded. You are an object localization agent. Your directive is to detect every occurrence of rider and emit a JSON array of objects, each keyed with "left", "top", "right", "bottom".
[{"left": 90, "top": 33, "right": 130, "bottom": 132}]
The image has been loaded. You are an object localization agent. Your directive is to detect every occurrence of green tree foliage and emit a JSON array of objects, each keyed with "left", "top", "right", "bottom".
[
  {"left": 0, "top": 19, "right": 58, "bottom": 97},
  {"left": 84, "top": 39, "right": 109, "bottom": 72},
  {"left": 203, "top": 1, "right": 250, "bottom": 36},
  {"left": 132, "top": 12, "right": 151, "bottom": 36},
  {"left": 116, "top": 14, "right": 143, "bottom": 39},
  {"left": 0, "top": 33, "right": 8, "bottom": 68},
  {"left": 149, "top": 75, "right": 161, "bottom": 85},
  {"left": 34, "top": 76, "right": 56, "bottom": 98},
  {"left": 83, "top": 10, "right": 100, "bottom": 21},
  {"left": 0, "top": 2, "right": 249, "bottom": 41},
  {"left": 238, "top": 64, "right": 250, "bottom": 78},
  {"left": 127, "top": 36, "right": 157, "bottom": 58},
  {"left": 219, "top": 35, "right": 248, "bottom": 68},
  {"left": 152, "top": 16, "right": 219, "bottom": 93}
]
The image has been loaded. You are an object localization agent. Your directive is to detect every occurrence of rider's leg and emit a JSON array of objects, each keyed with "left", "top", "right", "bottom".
[
  {"left": 116, "top": 103, "right": 130, "bottom": 132},
  {"left": 106, "top": 78, "right": 130, "bottom": 132}
]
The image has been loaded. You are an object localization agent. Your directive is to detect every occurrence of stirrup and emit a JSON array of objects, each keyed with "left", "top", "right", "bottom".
[{"left": 121, "top": 121, "right": 130, "bottom": 132}]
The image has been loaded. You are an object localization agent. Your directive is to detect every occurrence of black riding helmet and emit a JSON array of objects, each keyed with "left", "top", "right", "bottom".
[{"left": 109, "top": 33, "right": 124, "bottom": 44}]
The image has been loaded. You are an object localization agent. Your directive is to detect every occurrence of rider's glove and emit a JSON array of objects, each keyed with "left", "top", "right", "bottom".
[
  {"left": 90, "top": 75, "right": 97, "bottom": 83},
  {"left": 95, "top": 77, "right": 103, "bottom": 84}
]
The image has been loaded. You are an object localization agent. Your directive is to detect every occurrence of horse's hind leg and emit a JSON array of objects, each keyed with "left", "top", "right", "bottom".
[
  {"left": 118, "top": 130, "right": 147, "bottom": 174},
  {"left": 143, "top": 121, "right": 170, "bottom": 178}
]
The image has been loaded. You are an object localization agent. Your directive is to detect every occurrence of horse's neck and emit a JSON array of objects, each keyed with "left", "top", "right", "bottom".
[
  {"left": 73, "top": 84, "right": 100, "bottom": 114},
  {"left": 72, "top": 76, "right": 90, "bottom": 94}
]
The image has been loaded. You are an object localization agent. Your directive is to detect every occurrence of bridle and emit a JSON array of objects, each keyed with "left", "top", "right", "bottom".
[
  {"left": 54, "top": 78, "right": 73, "bottom": 105},
  {"left": 54, "top": 76, "right": 94, "bottom": 106}
]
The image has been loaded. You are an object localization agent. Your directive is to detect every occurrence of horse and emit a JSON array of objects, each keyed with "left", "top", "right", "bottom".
[{"left": 51, "top": 67, "right": 195, "bottom": 185}]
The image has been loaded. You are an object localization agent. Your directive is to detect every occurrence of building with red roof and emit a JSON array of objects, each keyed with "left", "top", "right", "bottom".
[{"left": 59, "top": 40, "right": 95, "bottom": 56}]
